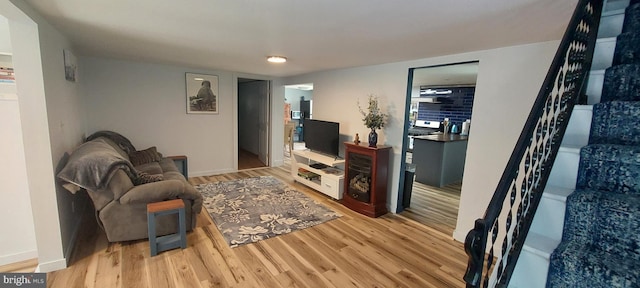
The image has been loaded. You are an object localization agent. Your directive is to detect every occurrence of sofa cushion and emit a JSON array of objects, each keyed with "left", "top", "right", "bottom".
[
  {"left": 163, "top": 171, "right": 186, "bottom": 181},
  {"left": 105, "top": 170, "right": 134, "bottom": 205},
  {"left": 119, "top": 180, "right": 186, "bottom": 204},
  {"left": 133, "top": 171, "right": 164, "bottom": 185},
  {"left": 135, "top": 161, "right": 163, "bottom": 175},
  {"left": 159, "top": 158, "right": 180, "bottom": 173},
  {"left": 129, "top": 147, "right": 162, "bottom": 166}
]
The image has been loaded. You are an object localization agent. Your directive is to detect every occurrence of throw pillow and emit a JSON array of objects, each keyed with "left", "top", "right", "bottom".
[
  {"left": 133, "top": 171, "right": 164, "bottom": 185},
  {"left": 129, "top": 147, "right": 162, "bottom": 166}
]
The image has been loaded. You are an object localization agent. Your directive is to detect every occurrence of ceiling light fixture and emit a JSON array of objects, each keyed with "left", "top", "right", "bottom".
[{"left": 267, "top": 56, "right": 287, "bottom": 63}]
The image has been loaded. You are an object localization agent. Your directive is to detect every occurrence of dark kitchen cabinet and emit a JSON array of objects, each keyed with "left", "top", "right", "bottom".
[{"left": 342, "top": 142, "right": 391, "bottom": 217}]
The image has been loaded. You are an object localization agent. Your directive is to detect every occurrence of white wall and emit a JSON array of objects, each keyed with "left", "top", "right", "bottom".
[
  {"left": 271, "top": 78, "right": 287, "bottom": 167},
  {"left": 1, "top": 0, "right": 81, "bottom": 271},
  {"left": 0, "top": 55, "right": 12, "bottom": 68},
  {"left": 0, "top": 16, "right": 11, "bottom": 54},
  {"left": 283, "top": 41, "right": 558, "bottom": 242},
  {"left": 36, "top": 16, "right": 89, "bottom": 267},
  {"left": 81, "top": 57, "right": 260, "bottom": 176},
  {"left": 0, "top": 94, "right": 37, "bottom": 266},
  {"left": 0, "top": 12, "right": 37, "bottom": 267}
]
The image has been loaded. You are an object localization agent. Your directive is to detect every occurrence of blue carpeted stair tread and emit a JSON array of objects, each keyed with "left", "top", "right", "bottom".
[
  {"left": 602, "top": 64, "right": 640, "bottom": 102},
  {"left": 547, "top": 2, "right": 640, "bottom": 287},
  {"left": 562, "top": 189, "right": 640, "bottom": 260},
  {"left": 548, "top": 240, "right": 640, "bottom": 288},
  {"left": 590, "top": 101, "right": 640, "bottom": 145},
  {"left": 613, "top": 32, "right": 640, "bottom": 65},
  {"left": 577, "top": 144, "right": 640, "bottom": 193},
  {"left": 623, "top": 3, "right": 640, "bottom": 34}
]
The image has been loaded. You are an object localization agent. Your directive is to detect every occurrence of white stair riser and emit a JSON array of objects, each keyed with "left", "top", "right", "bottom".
[
  {"left": 547, "top": 150, "right": 580, "bottom": 190},
  {"left": 530, "top": 196, "right": 567, "bottom": 242},
  {"left": 604, "top": 0, "right": 630, "bottom": 12},
  {"left": 587, "top": 71, "right": 604, "bottom": 104},
  {"left": 592, "top": 38, "right": 616, "bottom": 71},
  {"left": 509, "top": 250, "right": 549, "bottom": 288},
  {"left": 598, "top": 11, "right": 625, "bottom": 38},
  {"left": 562, "top": 106, "right": 593, "bottom": 147}
]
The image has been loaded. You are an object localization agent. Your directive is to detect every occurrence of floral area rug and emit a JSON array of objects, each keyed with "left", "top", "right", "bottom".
[{"left": 195, "top": 176, "right": 340, "bottom": 248}]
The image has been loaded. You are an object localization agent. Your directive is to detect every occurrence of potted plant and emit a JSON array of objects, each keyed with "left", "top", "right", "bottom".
[{"left": 358, "top": 95, "right": 388, "bottom": 147}]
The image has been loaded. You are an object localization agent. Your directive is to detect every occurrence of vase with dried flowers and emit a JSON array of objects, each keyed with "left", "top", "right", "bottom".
[{"left": 358, "top": 95, "right": 388, "bottom": 147}]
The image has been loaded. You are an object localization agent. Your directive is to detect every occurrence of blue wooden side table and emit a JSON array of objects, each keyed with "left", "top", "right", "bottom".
[
  {"left": 168, "top": 155, "right": 188, "bottom": 178},
  {"left": 147, "top": 199, "right": 187, "bottom": 256}
]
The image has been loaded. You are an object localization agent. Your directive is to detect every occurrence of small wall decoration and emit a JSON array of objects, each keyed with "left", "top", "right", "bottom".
[
  {"left": 63, "top": 49, "right": 77, "bottom": 82},
  {"left": 186, "top": 72, "right": 219, "bottom": 114}
]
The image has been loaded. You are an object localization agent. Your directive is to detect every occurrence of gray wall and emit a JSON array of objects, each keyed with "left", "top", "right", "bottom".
[
  {"left": 283, "top": 40, "right": 560, "bottom": 242},
  {"left": 81, "top": 57, "right": 238, "bottom": 176},
  {"left": 285, "top": 87, "right": 312, "bottom": 112}
]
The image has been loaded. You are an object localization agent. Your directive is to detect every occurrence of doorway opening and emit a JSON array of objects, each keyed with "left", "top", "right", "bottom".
[
  {"left": 398, "top": 61, "right": 479, "bottom": 236},
  {"left": 238, "top": 78, "right": 270, "bottom": 170},
  {"left": 284, "top": 83, "right": 313, "bottom": 157}
]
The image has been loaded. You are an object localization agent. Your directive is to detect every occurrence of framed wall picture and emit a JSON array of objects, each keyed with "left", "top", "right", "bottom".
[{"left": 186, "top": 72, "right": 219, "bottom": 114}]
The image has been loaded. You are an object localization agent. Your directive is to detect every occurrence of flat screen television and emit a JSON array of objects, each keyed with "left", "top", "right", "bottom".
[{"left": 304, "top": 119, "right": 340, "bottom": 157}]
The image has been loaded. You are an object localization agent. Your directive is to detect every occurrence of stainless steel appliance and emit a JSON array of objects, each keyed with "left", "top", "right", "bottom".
[{"left": 407, "top": 120, "right": 440, "bottom": 150}]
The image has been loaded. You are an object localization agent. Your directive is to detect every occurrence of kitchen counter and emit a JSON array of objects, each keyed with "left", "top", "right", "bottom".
[
  {"left": 412, "top": 134, "right": 468, "bottom": 187},
  {"left": 414, "top": 133, "right": 468, "bottom": 142}
]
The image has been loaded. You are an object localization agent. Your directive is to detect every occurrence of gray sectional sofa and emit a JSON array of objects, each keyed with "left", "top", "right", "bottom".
[{"left": 57, "top": 131, "right": 203, "bottom": 242}]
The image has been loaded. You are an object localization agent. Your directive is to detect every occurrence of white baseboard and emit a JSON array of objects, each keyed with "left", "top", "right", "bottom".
[
  {"left": 190, "top": 168, "right": 235, "bottom": 177},
  {"left": 35, "top": 258, "right": 66, "bottom": 273},
  {"left": 272, "top": 159, "right": 284, "bottom": 166},
  {"left": 0, "top": 250, "right": 38, "bottom": 267}
]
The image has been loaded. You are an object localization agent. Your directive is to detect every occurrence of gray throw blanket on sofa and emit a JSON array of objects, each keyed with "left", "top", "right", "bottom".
[
  {"left": 58, "top": 139, "right": 136, "bottom": 193},
  {"left": 85, "top": 130, "right": 137, "bottom": 155}
]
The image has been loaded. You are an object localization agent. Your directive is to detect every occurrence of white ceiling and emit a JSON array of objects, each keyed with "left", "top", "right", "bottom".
[
  {"left": 23, "top": 0, "right": 578, "bottom": 77},
  {"left": 413, "top": 62, "right": 479, "bottom": 87}
]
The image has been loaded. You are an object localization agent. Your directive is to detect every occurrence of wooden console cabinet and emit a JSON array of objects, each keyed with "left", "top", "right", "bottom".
[{"left": 342, "top": 142, "right": 391, "bottom": 217}]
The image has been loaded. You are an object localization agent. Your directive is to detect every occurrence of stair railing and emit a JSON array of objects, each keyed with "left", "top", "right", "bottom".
[{"left": 463, "top": 0, "right": 603, "bottom": 287}]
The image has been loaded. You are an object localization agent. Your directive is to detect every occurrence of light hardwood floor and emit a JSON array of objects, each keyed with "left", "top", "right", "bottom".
[
  {"left": 402, "top": 151, "right": 462, "bottom": 236},
  {"left": 400, "top": 181, "right": 462, "bottom": 236},
  {"left": 0, "top": 258, "right": 38, "bottom": 273},
  {"left": 46, "top": 163, "right": 468, "bottom": 287}
]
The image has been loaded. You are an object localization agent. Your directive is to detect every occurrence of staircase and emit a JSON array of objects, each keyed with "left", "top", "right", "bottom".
[{"left": 510, "top": 0, "right": 640, "bottom": 286}]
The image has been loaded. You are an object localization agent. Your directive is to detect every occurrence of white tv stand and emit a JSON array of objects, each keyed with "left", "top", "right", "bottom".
[{"left": 291, "top": 150, "right": 345, "bottom": 199}]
